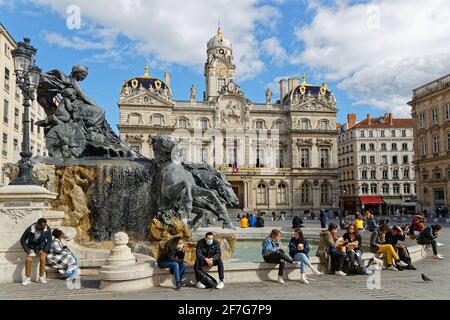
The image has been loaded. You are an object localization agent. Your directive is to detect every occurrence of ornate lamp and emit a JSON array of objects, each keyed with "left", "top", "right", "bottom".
[{"left": 9, "top": 38, "right": 40, "bottom": 186}]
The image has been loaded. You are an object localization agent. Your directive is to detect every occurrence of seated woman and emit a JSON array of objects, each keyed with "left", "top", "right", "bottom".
[
  {"left": 370, "top": 224, "right": 409, "bottom": 271},
  {"left": 157, "top": 236, "right": 187, "bottom": 290},
  {"left": 409, "top": 213, "right": 426, "bottom": 239},
  {"left": 47, "top": 229, "right": 79, "bottom": 278},
  {"left": 316, "top": 224, "right": 347, "bottom": 276},
  {"left": 343, "top": 224, "right": 369, "bottom": 275},
  {"left": 354, "top": 213, "right": 365, "bottom": 231},
  {"left": 289, "top": 228, "right": 322, "bottom": 284},
  {"left": 365, "top": 212, "right": 378, "bottom": 232},
  {"left": 261, "top": 229, "right": 293, "bottom": 284}
]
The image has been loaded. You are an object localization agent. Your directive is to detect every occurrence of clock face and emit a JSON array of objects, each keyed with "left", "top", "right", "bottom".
[{"left": 215, "top": 62, "right": 228, "bottom": 77}]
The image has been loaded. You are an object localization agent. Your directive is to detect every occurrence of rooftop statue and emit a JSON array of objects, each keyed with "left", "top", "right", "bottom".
[{"left": 36, "top": 65, "right": 141, "bottom": 159}]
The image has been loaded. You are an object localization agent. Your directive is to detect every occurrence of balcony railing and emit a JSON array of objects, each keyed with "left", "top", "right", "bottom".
[{"left": 413, "top": 73, "right": 450, "bottom": 100}]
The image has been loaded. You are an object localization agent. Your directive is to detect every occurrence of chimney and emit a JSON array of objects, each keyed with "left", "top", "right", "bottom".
[
  {"left": 367, "top": 114, "right": 372, "bottom": 126},
  {"left": 292, "top": 76, "right": 299, "bottom": 89},
  {"left": 165, "top": 71, "right": 171, "bottom": 89},
  {"left": 279, "top": 79, "right": 287, "bottom": 102},
  {"left": 389, "top": 113, "right": 393, "bottom": 125},
  {"left": 288, "top": 78, "right": 294, "bottom": 93},
  {"left": 347, "top": 114, "right": 356, "bottom": 128}
]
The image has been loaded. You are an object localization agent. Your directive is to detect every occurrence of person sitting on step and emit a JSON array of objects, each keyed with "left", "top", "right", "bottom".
[
  {"left": 157, "top": 236, "right": 187, "bottom": 290},
  {"left": 194, "top": 232, "right": 225, "bottom": 289},
  {"left": 289, "top": 228, "right": 322, "bottom": 284},
  {"left": 20, "top": 218, "right": 53, "bottom": 286},
  {"left": 385, "top": 225, "right": 416, "bottom": 270},
  {"left": 416, "top": 224, "right": 444, "bottom": 260},
  {"left": 47, "top": 229, "right": 79, "bottom": 279},
  {"left": 261, "top": 229, "right": 293, "bottom": 284},
  {"left": 343, "top": 224, "right": 369, "bottom": 275},
  {"left": 370, "top": 224, "right": 409, "bottom": 271}
]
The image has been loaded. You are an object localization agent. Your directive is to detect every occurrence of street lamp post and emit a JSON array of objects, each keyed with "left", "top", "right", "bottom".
[{"left": 9, "top": 38, "right": 41, "bottom": 186}]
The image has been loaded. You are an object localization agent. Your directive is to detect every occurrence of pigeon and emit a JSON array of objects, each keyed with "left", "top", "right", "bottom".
[{"left": 421, "top": 273, "right": 433, "bottom": 282}]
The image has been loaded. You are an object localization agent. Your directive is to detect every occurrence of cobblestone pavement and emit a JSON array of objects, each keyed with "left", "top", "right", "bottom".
[{"left": 1, "top": 225, "right": 449, "bottom": 300}]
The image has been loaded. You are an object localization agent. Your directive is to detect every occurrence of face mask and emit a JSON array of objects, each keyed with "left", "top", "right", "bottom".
[
  {"left": 176, "top": 244, "right": 184, "bottom": 251},
  {"left": 206, "top": 239, "right": 213, "bottom": 246}
]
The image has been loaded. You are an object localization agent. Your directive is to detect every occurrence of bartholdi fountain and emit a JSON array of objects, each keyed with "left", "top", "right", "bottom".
[{"left": 5, "top": 63, "right": 238, "bottom": 266}]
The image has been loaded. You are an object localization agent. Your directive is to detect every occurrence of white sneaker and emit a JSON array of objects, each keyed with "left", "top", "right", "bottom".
[
  {"left": 277, "top": 276, "right": 285, "bottom": 284},
  {"left": 216, "top": 281, "right": 224, "bottom": 289},
  {"left": 387, "top": 265, "right": 398, "bottom": 271},
  {"left": 433, "top": 255, "right": 444, "bottom": 260},
  {"left": 37, "top": 276, "right": 47, "bottom": 284},
  {"left": 335, "top": 270, "right": 347, "bottom": 276},
  {"left": 300, "top": 273, "right": 309, "bottom": 284},
  {"left": 196, "top": 281, "right": 206, "bottom": 289},
  {"left": 436, "top": 242, "right": 444, "bottom": 247},
  {"left": 22, "top": 277, "right": 31, "bottom": 286},
  {"left": 397, "top": 260, "right": 409, "bottom": 268},
  {"left": 312, "top": 267, "right": 323, "bottom": 276}
]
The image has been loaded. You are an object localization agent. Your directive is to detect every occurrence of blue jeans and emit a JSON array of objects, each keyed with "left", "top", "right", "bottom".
[
  {"left": 293, "top": 253, "right": 311, "bottom": 273},
  {"left": 161, "top": 261, "right": 187, "bottom": 284}
]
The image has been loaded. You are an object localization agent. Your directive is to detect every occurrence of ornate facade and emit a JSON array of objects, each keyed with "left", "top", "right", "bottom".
[
  {"left": 118, "top": 30, "right": 339, "bottom": 214},
  {"left": 409, "top": 73, "right": 450, "bottom": 214},
  {"left": 0, "top": 23, "right": 47, "bottom": 186}
]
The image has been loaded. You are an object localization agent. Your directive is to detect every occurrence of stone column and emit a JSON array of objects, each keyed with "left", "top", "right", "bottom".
[{"left": 0, "top": 184, "right": 58, "bottom": 283}]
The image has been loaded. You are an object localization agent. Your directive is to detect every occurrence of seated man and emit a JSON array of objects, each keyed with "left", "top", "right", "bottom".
[
  {"left": 194, "top": 232, "right": 224, "bottom": 289},
  {"left": 20, "top": 218, "right": 52, "bottom": 285},
  {"left": 416, "top": 225, "right": 443, "bottom": 260},
  {"left": 385, "top": 225, "right": 416, "bottom": 270}
]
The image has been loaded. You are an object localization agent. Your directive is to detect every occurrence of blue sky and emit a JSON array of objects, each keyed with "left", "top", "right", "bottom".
[{"left": 1, "top": 0, "right": 449, "bottom": 131}]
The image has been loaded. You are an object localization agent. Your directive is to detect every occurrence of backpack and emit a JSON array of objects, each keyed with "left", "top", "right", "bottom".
[{"left": 199, "top": 270, "right": 218, "bottom": 288}]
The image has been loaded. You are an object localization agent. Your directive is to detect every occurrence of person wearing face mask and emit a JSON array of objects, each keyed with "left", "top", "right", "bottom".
[
  {"left": 194, "top": 232, "right": 225, "bottom": 289},
  {"left": 157, "top": 236, "right": 187, "bottom": 290}
]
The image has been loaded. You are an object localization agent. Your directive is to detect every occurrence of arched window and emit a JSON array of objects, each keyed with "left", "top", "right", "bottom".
[
  {"left": 319, "top": 120, "right": 329, "bottom": 131},
  {"left": 198, "top": 118, "right": 209, "bottom": 129},
  {"left": 128, "top": 113, "right": 142, "bottom": 125},
  {"left": 255, "top": 120, "right": 265, "bottom": 129},
  {"left": 320, "top": 183, "right": 331, "bottom": 204},
  {"left": 301, "top": 182, "right": 311, "bottom": 204},
  {"left": 361, "top": 183, "right": 369, "bottom": 194},
  {"left": 274, "top": 120, "right": 284, "bottom": 129},
  {"left": 152, "top": 114, "right": 163, "bottom": 126},
  {"left": 277, "top": 183, "right": 288, "bottom": 205},
  {"left": 256, "top": 183, "right": 268, "bottom": 205},
  {"left": 178, "top": 118, "right": 188, "bottom": 128},
  {"left": 300, "top": 119, "right": 310, "bottom": 130}
]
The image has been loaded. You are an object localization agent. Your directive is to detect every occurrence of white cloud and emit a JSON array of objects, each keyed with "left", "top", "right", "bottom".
[
  {"left": 29, "top": 0, "right": 281, "bottom": 80},
  {"left": 261, "top": 36, "right": 289, "bottom": 66},
  {"left": 293, "top": 0, "right": 450, "bottom": 117}
]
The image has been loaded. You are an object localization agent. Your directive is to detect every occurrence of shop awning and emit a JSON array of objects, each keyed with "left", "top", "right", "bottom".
[
  {"left": 359, "top": 196, "right": 384, "bottom": 205},
  {"left": 384, "top": 199, "right": 417, "bottom": 206}
]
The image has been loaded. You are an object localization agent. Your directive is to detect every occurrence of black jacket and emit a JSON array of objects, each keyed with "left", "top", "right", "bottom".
[
  {"left": 20, "top": 223, "right": 52, "bottom": 254},
  {"left": 343, "top": 232, "right": 363, "bottom": 251},
  {"left": 157, "top": 242, "right": 185, "bottom": 267},
  {"left": 416, "top": 226, "right": 437, "bottom": 243},
  {"left": 385, "top": 230, "right": 405, "bottom": 246},
  {"left": 288, "top": 237, "right": 310, "bottom": 258},
  {"left": 255, "top": 216, "right": 265, "bottom": 227},
  {"left": 195, "top": 238, "right": 221, "bottom": 263}
]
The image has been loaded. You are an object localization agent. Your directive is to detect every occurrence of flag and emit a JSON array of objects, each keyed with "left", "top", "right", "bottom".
[
  {"left": 232, "top": 160, "right": 239, "bottom": 173},
  {"left": 217, "top": 19, "right": 221, "bottom": 35}
]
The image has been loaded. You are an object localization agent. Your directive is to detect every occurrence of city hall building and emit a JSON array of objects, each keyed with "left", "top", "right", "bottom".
[{"left": 118, "top": 30, "right": 339, "bottom": 214}]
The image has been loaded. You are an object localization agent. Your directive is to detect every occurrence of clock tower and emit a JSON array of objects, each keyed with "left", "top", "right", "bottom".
[{"left": 204, "top": 28, "right": 236, "bottom": 101}]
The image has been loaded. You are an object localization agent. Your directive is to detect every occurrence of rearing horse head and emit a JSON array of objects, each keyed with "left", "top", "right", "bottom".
[{"left": 150, "top": 135, "right": 180, "bottom": 164}]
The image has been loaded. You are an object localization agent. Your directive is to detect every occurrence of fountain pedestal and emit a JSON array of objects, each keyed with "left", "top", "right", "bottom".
[
  {"left": 0, "top": 185, "right": 61, "bottom": 283},
  {"left": 99, "top": 232, "right": 154, "bottom": 292}
]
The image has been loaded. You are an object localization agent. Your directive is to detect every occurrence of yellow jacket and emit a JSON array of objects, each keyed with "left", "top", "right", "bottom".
[
  {"left": 354, "top": 218, "right": 364, "bottom": 230},
  {"left": 240, "top": 218, "right": 249, "bottom": 228}
]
